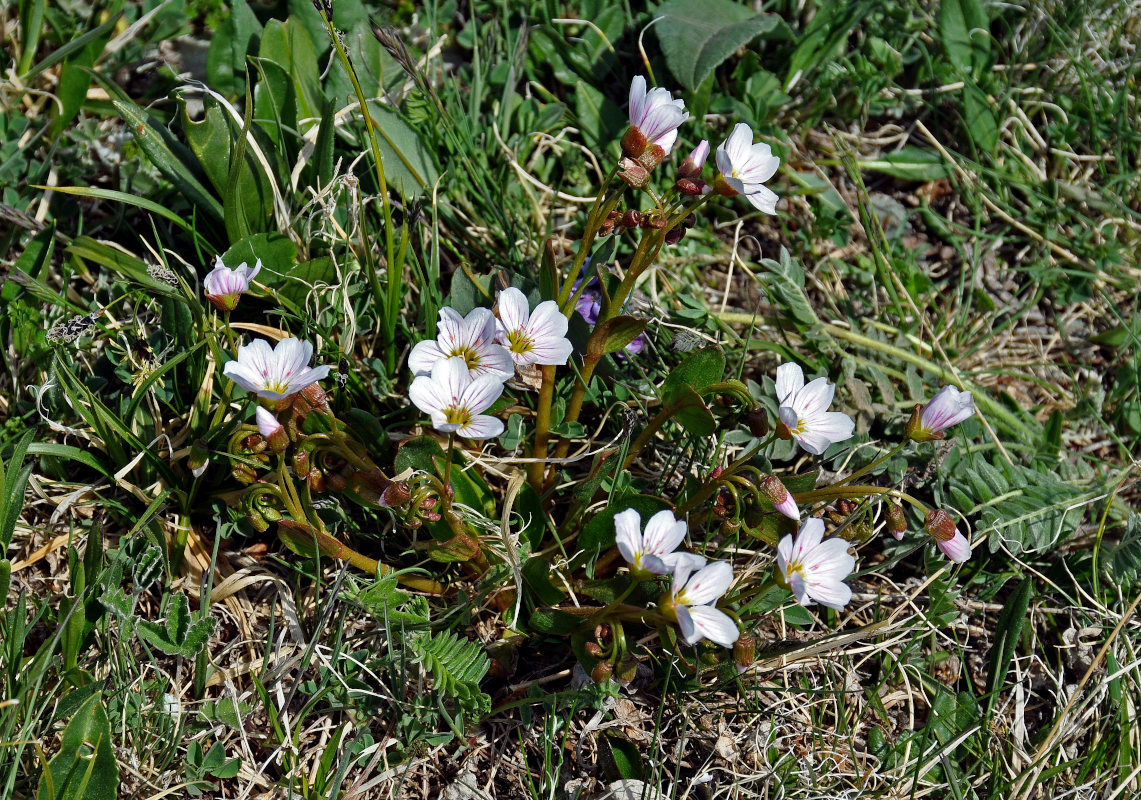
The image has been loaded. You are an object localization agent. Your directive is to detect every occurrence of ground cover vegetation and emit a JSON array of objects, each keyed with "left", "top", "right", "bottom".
[{"left": 1, "top": 0, "right": 1140, "bottom": 797}]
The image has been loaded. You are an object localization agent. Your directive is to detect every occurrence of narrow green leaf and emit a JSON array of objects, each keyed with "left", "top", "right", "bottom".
[{"left": 984, "top": 579, "right": 1032, "bottom": 720}]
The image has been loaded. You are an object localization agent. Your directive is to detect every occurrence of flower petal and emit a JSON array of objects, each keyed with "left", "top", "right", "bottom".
[
  {"left": 497, "top": 287, "right": 530, "bottom": 334},
  {"left": 408, "top": 340, "right": 446, "bottom": 376},
  {"left": 657, "top": 551, "right": 707, "bottom": 575},
  {"left": 614, "top": 509, "right": 643, "bottom": 566},
  {"left": 775, "top": 362, "right": 804, "bottom": 406},
  {"left": 938, "top": 531, "right": 972, "bottom": 563},
  {"left": 806, "top": 578, "right": 852, "bottom": 611},
  {"left": 458, "top": 414, "right": 504, "bottom": 440},
  {"left": 685, "top": 605, "right": 740, "bottom": 647},
  {"left": 642, "top": 510, "right": 687, "bottom": 556},
  {"left": 680, "top": 561, "right": 734, "bottom": 605}
]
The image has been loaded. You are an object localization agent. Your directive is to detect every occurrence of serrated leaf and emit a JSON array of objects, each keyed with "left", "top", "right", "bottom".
[{"left": 655, "top": 0, "right": 784, "bottom": 92}]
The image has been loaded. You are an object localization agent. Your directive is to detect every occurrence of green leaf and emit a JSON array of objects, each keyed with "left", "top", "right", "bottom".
[
  {"left": 655, "top": 0, "right": 784, "bottom": 92},
  {"left": 984, "top": 579, "right": 1031, "bottom": 721},
  {"left": 1, "top": 430, "right": 35, "bottom": 550},
  {"left": 858, "top": 147, "right": 951, "bottom": 182},
  {"left": 668, "top": 385, "right": 716, "bottom": 437},
  {"left": 258, "top": 18, "right": 322, "bottom": 132},
  {"left": 220, "top": 234, "right": 298, "bottom": 287},
  {"left": 37, "top": 694, "right": 118, "bottom": 800},
  {"left": 962, "top": 82, "right": 998, "bottom": 153},
  {"left": 67, "top": 236, "right": 176, "bottom": 295},
  {"left": 363, "top": 101, "right": 440, "bottom": 199},
  {"left": 602, "top": 735, "right": 644, "bottom": 781},
  {"left": 760, "top": 247, "right": 823, "bottom": 335},
  {"left": 48, "top": 186, "right": 203, "bottom": 240},
  {"left": 939, "top": 0, "right": 989, "bottom": 77},
  {"left": 579, "top": 495, "right": 674, "bottom": 555},
  {"left": 528, "top": 608, "right": 582, "bottom": 636},
  {"left": 522, "top": 558, "right": 566, "bottom": 606},
  {"left": 204, "top": 0, "right": 262, "bottom": 96},
  {"left": 591, "top": 316, "right": 646, "bottom": 357},
  {"left": 409, "top": 630, "right": 490, "bottom": 710},
  {"left": 135, "top": 594, "right": 215, "bottom": 658},
  {"left": 662, "top": 346, "right": 725, "bottom": 403},
  {"left": 114, "top": 100, "right": 223, "bottom": 224}
]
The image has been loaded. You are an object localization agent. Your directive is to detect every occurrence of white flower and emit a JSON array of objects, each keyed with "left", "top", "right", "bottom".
[
  {"left": 775, "top": 362, "right": 855, "bottom": 455},
  {"left": 408, "top": 356, "right": 505, "bottom": 440},
  {"left": 662, "top": 561, "right": 739, "bottom": 647},
  {"left": 614, "top": 508, "right": 707, "bottom": 577},
  {"left": 908, "top": 385, "right": 975, "bottom": 442},
  {"left": 408, "top": 307, "right": 514, "bottom": 380},
  {"left": 776, "top": 518, "right": 855, "bottom": 611},
  {"left": 495, "top": 288, "right": 574, "bottom": 367},
  {"left": 204, "top": 255, "right": 261, "bottom": 311},
  {"left": 223, "top": 337, "right": 330, "bottom": 400},
  {"left": 713, "top": 123, "right": 781, "bottom": 214},
  {"left": 621, "top": 75, "right": 689, "bottom": 160},
  {"left": 677, "top": 139, "right": 709, "bottom": 180}
]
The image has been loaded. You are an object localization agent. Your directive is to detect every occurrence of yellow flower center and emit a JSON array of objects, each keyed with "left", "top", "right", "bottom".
[
  {"left": 507, "top": 329, "right": 532, "bottom": 354},
  {"left": 443, "top": 406, "right": 473, "bottom": 427},
  {"left": 449, "top": 346, "right": 481, "bottom": 371},
  {"left": 265, "top": 379, "right": 291, "bottom": 395}
]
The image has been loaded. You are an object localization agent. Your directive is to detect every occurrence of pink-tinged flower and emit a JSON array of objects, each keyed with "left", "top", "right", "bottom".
[
  {"left": 495, "top": 288, "right": 574, "bottom": 367},
  {"left": 408, "top": 356, "right": 505, "bottom": 440},
  {"left": 204, "top": 255, "right": 261, "bottom": 312},
  {"left": 614, "top": 508, "right": 706, "bottom": 578},
  {"left": 774, "top": 362, "right": 855, "bottom": 455},
  {"left": 223, "top": 337, "right": 330, "bottom": 401},
  {"left": 925, "top": 509, "right": 971, "bottom": 563},
  {"left": 761, "top": 475, "right": 799, "bottom": 520},
  {"left": 660, "top": 561, "right": 739, "bottom": 647},
  {"left": 712, "top": 123, "right": 781, "bottom": 214},
  {"left": 776, "top": 518, "right": 855, "bottom": 611},
  {"left": 677, "top": 140, "right": 709, "bottom": 180},
  {"left": 621, "top": 76, "right": 689, "bottom": 164},
  {"left": 408, "top": 307, "right": 514, "bottom": 380},
  {"left": 907, "top": 385, "right": 975, "bottom": 442}
]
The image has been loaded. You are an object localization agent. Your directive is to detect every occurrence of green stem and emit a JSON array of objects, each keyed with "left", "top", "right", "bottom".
[
  {"left": 834, "top": 440, "right": 909, "bottom": 487},
  {"left": 319, "top": 7, "right": 397, "bottom": 340},
  {"left": 676, "top": 441, "right": 764, "bottom": 516},
  {"left": 529, "top": 364, "right": 556, "bottom": 491},
  {"left": 794, "top": 484, "right": 928, "bottom": 514},
  {"left": 443, "top": 432, "right": 456, "bottom": 492}
]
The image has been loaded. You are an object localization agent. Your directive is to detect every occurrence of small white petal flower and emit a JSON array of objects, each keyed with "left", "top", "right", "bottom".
[
  {"left": 664, "top": 561, "right": 739, "bottom": 647},
  {"left": 713, "top": 123, "right": 781, "bottom": 214},
  {"left": 408, "top": 307, "right": 514, "bottom": 379},
  {"left": 677, "top": 139, "right": 710, "bottom": 179},
  {"left": 408, "top": 356, "right": 505, "bottom": 440},
  {"left": 495, "top": 288, "right": 574, "bottom": 367},
  {"left": 626, "top": 75, "right": 689, "bottom": 156},
  {"left": 204, "top": 255, "right": 261, "bottom": 311},
  {"left": 774, "top": 362, "right": 855, "bottom": 455},
  {"left": 223, "top": 337, "right": 330, "bottom": 400},
  {"left": 614, "top": 508, "right": 700, "bottom": 576},
  {"left": 908, "top": 385, "right": 975, "bottom": 442},
  {"left": 776, "top": 518, "right": 855, "bottom": 611}
]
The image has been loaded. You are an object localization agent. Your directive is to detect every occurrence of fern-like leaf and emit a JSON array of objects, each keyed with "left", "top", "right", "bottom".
[{"left": 410, "top": 630, "right": 491, "bottom": 714}]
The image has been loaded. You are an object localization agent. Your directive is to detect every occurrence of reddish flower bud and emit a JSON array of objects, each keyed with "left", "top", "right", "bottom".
[
  {"left": 620, "top": 125, "right": 648, "bottom": 160},
  {"left": 621, "top": 209, "right": 642, "bottom": 228},
  {"left": 887, "top": 503, "right": 907, "bottom": 540},
  {"left": 733, "top": 633, "right": 756, "bottom": 674}
]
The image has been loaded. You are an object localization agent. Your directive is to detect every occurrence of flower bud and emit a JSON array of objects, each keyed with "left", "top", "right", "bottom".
[
  {"left": 246, "top": 508, "right": 270, "bottom": 532},
  {"left": 924, "top": 508, "right": 957, "bottom": 542},
  {"left": 232, "top": 463, "right": 258, "bottom": 485},
  {"left": 733, "top": 633, "right": 755, "bottom": 674},
  {"left": 188, "top": 439, "right": 210, "bottom": 478},
  {"left": 256, "top": 406, "right": 289, "bottom": 453},
  {"left": 584, "top": 642, "right": 605, "bottom": 658},
  {"left": 618, "top": 157, "right": 649, "bottom": 188},
  {"left": 760, "top": 475, "right": 799, "bottom": 521},
  {"left": 621, "top": 209, "right": 642, "bottom": 228},
  {"left": 326, "top": 472, "right": 347, "bottom": 493},
  {"left": 292, "top": 449, "right": 310, "bottom": 477},
  {"left": 382, "top": 480, "right": 412, "bottom": 507},
  {"left": 887, "top": 503, "right": 907, "bottom": 540},
  {"left": 746, "top": 409, "right": 769, "bottom": 438},
  {"left": 615, "top": 658, "right": 638, "bottom": 685},
  {"left": 675, "top": 178, "right": 705, "bottom": 196},
  {"left": 591, "top": 660, "right": 614, "bottom": 683},
  {"left": 664, "top": 226, "right": 684, "bottom": 245},
  {"left": 676, "top": 140, "right": 709, "bottom": 180}
]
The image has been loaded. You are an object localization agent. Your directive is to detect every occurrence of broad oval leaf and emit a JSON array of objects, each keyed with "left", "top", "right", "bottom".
[{"left": 655, "top": 0, "right": 785, "bottom": 92}]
